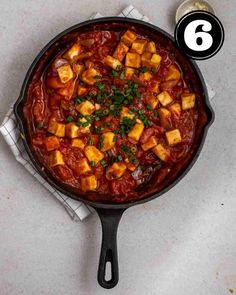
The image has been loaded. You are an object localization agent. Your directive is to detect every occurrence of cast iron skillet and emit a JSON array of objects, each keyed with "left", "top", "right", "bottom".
[{"left": 14, "top": 17, "right": 214, "bottom": 289}]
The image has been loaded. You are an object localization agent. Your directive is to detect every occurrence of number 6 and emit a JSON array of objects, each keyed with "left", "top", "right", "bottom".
[{"left": 184, "top": 20, "right": 213, "bottom": 51}]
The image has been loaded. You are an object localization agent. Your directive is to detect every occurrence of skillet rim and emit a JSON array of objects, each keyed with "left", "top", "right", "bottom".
[{"left": 13, "top": 16, "right": 215, "bottom": 209}]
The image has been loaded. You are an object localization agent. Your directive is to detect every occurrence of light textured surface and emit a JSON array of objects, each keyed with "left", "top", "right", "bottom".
[{"left": 0, "top": 0, "right": 236, "bottom": 294}]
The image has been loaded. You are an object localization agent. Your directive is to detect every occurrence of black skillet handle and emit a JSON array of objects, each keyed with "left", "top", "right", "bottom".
[{"left": 95, "top": 208, "right": 126, "bottom": 289}]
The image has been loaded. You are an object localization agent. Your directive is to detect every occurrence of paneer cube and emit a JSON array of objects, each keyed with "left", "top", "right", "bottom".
[
  {"left": 106, "top": 162, "right": 127, "bottom": 180},
  {"left": 49, "top": 150, "right": 64, "bottom": 166},
  {"left": 84, "top": 145, "right": 104, "bottom": 164},
  {"left": 125, "top": 52, "right": 141, "bottom": 68},
  {"left": 125, "top": 67, "right": 135, "bottom": 79},
  {"left": 150, "top": 54, "right": 162, "bottom": 68},
  {"left": 77, "top": 85, "right": 87, "bottom": 96},
  {"left": 165, "top": 129, "right": 182, "bottom": 146},
  {"left": 146, "top": 41, "right": 156, "bottom": 53},
  {"left": 181, "top": 93, "right": 196, "bottom": 110},
  {"left": 44, "top": 136, "right": 60, "bottom": 151},
  {"left": 113, "top": 42, "right": 129, "bottom": 61},
  {"left": 141, "top": 52, "right": 152, "bottom": 67},
  {"left": 75, "top": 158, "right": 91, "bottom": 175},
  {"left": 78, "top": 118, "right": 91, "bottom": 134},
  {"left": 165, "top": 65, "right": 181, "bottom": 81},
  {"left": 121, "top": 30, "right": 137, "bottom": 46},
  {"left": 146, "top": 94, "right": 159, "bottom": 109},
  {"left": 141, "top": 136, "right": 158, "bottom": 151},
  {"left": 120, "top": 106, "right": 135, "bottom": 121},
  {"left": 169, "top": 103, "right": 181, "bottom": 117},
  {"left": 131, "top": 39, "right": 147, "bottom": 54},
  {"left": 81, "top": 175, "right": 97, "bottom": 192},
  {"left": 105, "top": 55, "right": 122, "bottom": 70},
  {"left": 159, "top": 108, "right": 172, "bottom": 129},
  {"left": 128, "top": 123, "right": 144, "bottom": 144},
  {"left": 157, "top": 91, "right": 173, "bottom": 106},
  {"left": 81, "top": 68, "right": 100, "bottom": 85},
  {"left": 57, "top": 64, "right": 73, "bottom": 83},
  {"left": 76, "top": 100, "right": 95, "bottom": 116},
  {"left": 152, "top": 144, "right": 170, "bottom": 162},
  {"left": 64, "top": 44, "right": 81, "bottom": 61},
  {"left": 48, "top": 121, "right": 65, "bottom": 137},
  {"left": 101, "top": 132, "right": 116, "bottom": 152},
  {"left": 65, "top": 123, "right": 79, "bottom": 138},
  {"left": 139, "top": 72, "right": 152, "bottom": 81},
  {"left": 71, "top": 138, "right": 86, "bottom": 149}
]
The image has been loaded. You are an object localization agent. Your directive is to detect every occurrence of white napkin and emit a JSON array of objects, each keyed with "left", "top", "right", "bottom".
[{"left": 0, "top": 5, "right": 215, "bottom": 221}]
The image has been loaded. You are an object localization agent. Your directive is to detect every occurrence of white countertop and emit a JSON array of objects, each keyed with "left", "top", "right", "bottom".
[{"left": 0, "top": 0, "right": 236, "bottom": 294}]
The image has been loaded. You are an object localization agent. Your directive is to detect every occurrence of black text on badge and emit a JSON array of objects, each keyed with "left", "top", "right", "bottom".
[{"left": 174, "top": 11, "right": 224, "bottom": 60}]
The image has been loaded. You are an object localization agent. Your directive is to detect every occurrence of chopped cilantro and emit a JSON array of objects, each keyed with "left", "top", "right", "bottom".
[
  {"left": 147, "top": 105, "right": 153, "bottom": 110},
  {"left": 120, "top": 69, "right": 125, "bottom": 80},
  {"left": 94, "top": 75, "right": 102, "bottom": 79},
  {"left": 121, "top": 117, "right": 135, "bottom": 132},
  {"left": 66, "top": 116, "right": 74, "bottom": 122},
  {"left": 98, "top": 135, "right": 104, "bottom": 149},
  {"left": 103, "top": 109, "right": 109, "bottom": 116},
  {"left": 139, "top": 66, "right": 149, "bottom": 73},
  {"left": 100, "top": 160, "right": 107, "bottom": 167},
  {"left": 90, "top": 161, "right": 96, "bottom": 167},
  {"left": 95, "top": 82, "right": 105, "bottom": 90},
  {"left": 82, "top": 121, "right": 90, "bottom": 127},
  {"left": 87, "top": 138, "right": 93, "bottom": 145},
  {"left": 75, "top": 97, "right": 84, "bottom": 104},
  {"left": 116, "top": 155, "right": 123, "bottom": 162},
  {"left": 37, "top": 122, "right": 44, "bottom": 129},
  {"left": 109, "top": 70, "right": 118, "bottom": 77}
]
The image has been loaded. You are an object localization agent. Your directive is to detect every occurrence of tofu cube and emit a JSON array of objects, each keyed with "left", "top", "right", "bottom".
[
  {"left": 64, "top": 43, "right": 81, "bottom": 61},
  {"left": 65, "top": 123, "right": 79, "bottom": 138},
  {"left": 106, "top": 162, "right": 127, "bottom": 180},
  {"left": 57, "top": 64, "right": 73, "bottom": 83},
  {"left": 76, "top": 100, "right": 95, "bottom": 116},
  {"left": 81, "top": 175, "right": 97, "bottom": 192},
  {"left": 166, "top": 129, "right": 182, "bottom": 146},
  {"left": 125, "top": 52, "right": 141, "bottom": 68},
  {"left": 181, "top": 93, "right": 196, "bottom": 110},
  {"left": 120, "top": 106, "right": 135, "bottom": 121},
  {"left": 159, "top": 108, "right": 172, "bottom": 129},
  {"left": 128, "top": 123, "right": 144, "bottom": 144},
  {"left": 152, "top": 144, "right": 170, "bottom": 162},
  {"left": 146, "top": 94, "right": 159, "bottom": 109},
  {"left": 141, "top": 52, "right": 152, "bottom": 67},
  {"left": 139, "top": 72, "right": 152, "bottom": 81},
  {"left": 101, "top": 132, "right": 116, "bottom": 152},
  {"left": 84, "top": 145, "right": 104, "bottom": 164},
  {"left": 150, "top": 54, "right": 162, "bottom": 68},
  {"left": 77, "top": 85, "right": 87, "bottom": 96},
  {"left": 48, "top": 121, "right": 65, "bottom": 137},
  {"left": 121, "top": 30, "right": 137, "bottom": 46},
  {"left": 113, "top": 42, "right": 129, "bottom": 61},
  {"left": 165, "top": 65, "right": 181, "bottom": 81},
  {"left": 131, "top": 39, "right": 147, "bottom": 54},
  {"left": 71, "top": 138, "right": 86, "bottom": 149},
  {"left": 157, "top": 91, "right": 173, "bottom": 106},
  {"left": 73, "top": 64, "right": 84, "bottom": 76},
  {"left": 81, "top": 68, "right": 100, "bottom": 85},
  {"left": 105, "top": 55, "right": 122, "bottom": 70},
  {"left": 146, "top": 41, "right": 156, "bottom": 53},
  {"left": 141, "top": 136, "right": 158, "bottom": 151},
  {"left": 49, "top": 150, "right": 64, "bottom": 166},
  {"left": 44, "top": 136, "right": 60, "bottom": 151},
  {"left": 78, "top": 118, "right": 91, "bottom": 134},
  {"left": 169, "top": 103, "right": 181, "bottom": 117},
  {"left": 75, "top": 158, "right": 91, "bottom": 175},
  {"left": 125, "top": 67, "right": 135, "bottom": 79}
]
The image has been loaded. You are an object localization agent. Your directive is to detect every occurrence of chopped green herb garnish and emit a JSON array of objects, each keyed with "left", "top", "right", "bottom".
[
  {"left": 139, "top": 66, "right": 149, "bottom": 73},
  {"left": 84, "top": 115, "right": 93, "bottom": 123},
  {"left": 66, "top": 116, "right": 74, "bottom": 122},
  {"left": 131, "top": 146, "right": 137, "bottom": 153},
  {"left": 124, "top": 100, "right": 129, "bottom": 105},
  {"left": 98, "top": 135, "right": 104, "bottom": 149},
  {"left": 113, "top": 135, "right": 117, "bottom": 142},
  {"left": 153, "top": 110, "right": 159, "bottom": 117},
  {"left": 120, "top": 69, "right": 125, "bottom": 80},
  {"left": 116, "top": 65, "right": 121, "bottom": 70},
  {"left": 139, "top": 110, "right": 144, "bottom": 115},
  {"left": 87, "top": 91, "right": 94, "bottom": 99},
  {"left": 75, "top": 96, "right": 84, "bottom": 104},
  {"left": 147, "top": 105, "right": 153, "bottom": 110},
  {"left": 82, "top": 121, "right": 90, "bottom": 127},
  {"left": 95, "top": 117, "right": 100, "bottom": 121},
  {"left": 109, "top": 70, "right": 118, "bottom": 77},
  {"left": 111, "top": 85, "right": 116, "bottom": 90},
  {"left": 100, "top": 160, "right": 107, "bottom": 167},
  {"left": 76, "top": 121, "right": 82, "bottom": 127},
  {"left": 117, "top": 155, "right": 123, "bottom": 162},
  {"left": 114, "top": 129, "right": 120, "bottom": 134},
  {"left": 121, "top": 117, "right": 135, "bottom": 132},
  {"left": 103, "top": 109, "right": 109, "bottom": 116},
  {"left": 94, "top": 75, "right": 102, "bottom": 79},
  {"left": 95, "top": 82, "right": 105, "bottom": 90},
  {"left": 87, "top": 138, "right": 93, "bottom": 145},
  {"left": 90, "top": 161, "right": 96, "bottom": 167}
]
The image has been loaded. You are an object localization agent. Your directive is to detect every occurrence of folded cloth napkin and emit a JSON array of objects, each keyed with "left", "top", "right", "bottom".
[{"left": 0, "top": 5, "right": 216, "bottom": 221}]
